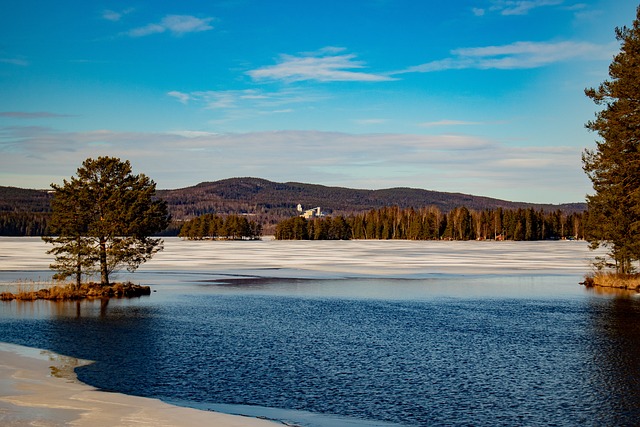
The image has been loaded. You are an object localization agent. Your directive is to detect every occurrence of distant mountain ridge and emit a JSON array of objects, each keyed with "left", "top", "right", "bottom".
[
  {"left": 1, "top": 177, "right": 587, "bottom": 220},
  {"left": 0, "top": 186, "right": 53, "bottom": 212},
  {"left": 155, "top": 177, "right": 587, "bottom": 219}
]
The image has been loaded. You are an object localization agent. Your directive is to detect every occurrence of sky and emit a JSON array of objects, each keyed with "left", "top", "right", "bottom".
[{"left": 0, "top": 0, "right": 637, "bottom": 204}]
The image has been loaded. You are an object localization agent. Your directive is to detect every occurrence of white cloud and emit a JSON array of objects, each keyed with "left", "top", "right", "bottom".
[
  {"left": 128, "top": 24, "right": 165, "bottom": 37},
  {"left": 266, "top": 109, "right": 293, "bottom": 114},
  {"left": 354, "top": 118, "right": 388, "bottom": 125},
  {"left": 167, "top": 91, "right": 191, "bottom": 104},
  {"left": 247, "top": 47, "right": 395, "bottom": 83},
  {"left": 162, "top": 15, "right": 213, "bottom": 34},
  {"left": 563, "top": 3, "right": 588, "bottom": 11},
  {"left": 0, "top": 111, "right": 72, "bottom": 119},
  {"left": 103, "top": 10, "right": 121, "bottom": 21},
  {"left": 570, "top": 5, "right": 603, "bottom": 21},
  {"left": 167, "top": 88, "right": 324, "bottom": 119},
  {"left": 488, "top": 0, "right": 564, "bottom": 16},
  {"left": 420, "top": 120, "right": 483, "bottom": 127},
  {"left": 126, "top": 15, "right": 214, "bottom": 37},
  {"left": 102, "top": 8, "right": 134, "bottom": 22},
  {"left": 0, "top": 57, "right": 29, "bottom": 66},
  {"left": 398, "top": 40, "right": 616, "bottom": 73},
  {"left": 0, "top": 127, "right": 588, "bottom": 203},
  {"left": 168, "top": 130, "right": 219, "bottom": 138}
]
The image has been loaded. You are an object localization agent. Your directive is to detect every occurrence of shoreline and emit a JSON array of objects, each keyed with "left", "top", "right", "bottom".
[
  {"left": 0, "top": 342, "right": 281, "bottom": 427},
  {"left": 0, "top": 282, "right": 152, "bottom": 301},
  {"left": 581, "top": 273, "right": 640, "bottom": 293}
]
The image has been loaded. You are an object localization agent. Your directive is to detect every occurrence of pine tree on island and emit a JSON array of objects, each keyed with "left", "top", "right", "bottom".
[{"left": 43, "top": 157, "right": 170, "bottom": 288}]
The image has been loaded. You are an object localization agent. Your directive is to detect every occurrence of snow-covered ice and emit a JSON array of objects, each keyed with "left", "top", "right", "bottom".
[{"left": 0, "top": 237, "right": 602, "bottom": 285}]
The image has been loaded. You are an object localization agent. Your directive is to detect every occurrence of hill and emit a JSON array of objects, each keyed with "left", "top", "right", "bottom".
[
  {"left": 1, "top": 178, "right": 586, "bottom": 235},
  {"left": 156, "top": 177, "right": 586, "bottom": 220},
  {"left": 0, "top": 186, "right": 52, "bottom": 212}
]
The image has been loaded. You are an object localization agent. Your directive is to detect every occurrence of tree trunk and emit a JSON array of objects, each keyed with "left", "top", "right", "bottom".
[
  {"left": 75, "top": 257, "right": 82, "bottom": 289},
  {"left": 99, "top": 237, "right": 109, "bottom": 286}
]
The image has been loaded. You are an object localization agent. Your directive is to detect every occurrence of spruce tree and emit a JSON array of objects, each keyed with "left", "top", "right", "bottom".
[
  {"left": 44, "top": 157, "right": 170, "bottom": 285},
  {"left": 583, "top": 6, "right": 640, "bottom": 274}
]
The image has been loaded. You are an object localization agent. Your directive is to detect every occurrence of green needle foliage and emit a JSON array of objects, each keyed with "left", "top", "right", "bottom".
[
  {"left": 583, "top": 6, "right": 640, "bottom": 274},
  {"left": 43, "top": 157, "right": 171, "bottom": 286}
]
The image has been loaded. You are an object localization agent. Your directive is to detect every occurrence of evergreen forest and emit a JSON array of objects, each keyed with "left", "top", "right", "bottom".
[
  {"left": 0, "top": 212, "right": 50, "bottom": 236},
  {"left": 178, "top": 214, "right": 262, "bottom": 240},
  {"left": 274, "top": 206, "right": 586, "bottom": 241},
  {"left": 0, "top": 179, "right": 586, "bottom": 237}
]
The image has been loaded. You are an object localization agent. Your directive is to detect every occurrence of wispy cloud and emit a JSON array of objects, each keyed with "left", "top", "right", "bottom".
[
  {"left": 126, "top": 15, "right": 214, "bottom": 37},
  {"left": 167, "top": 88, "right": 323, "bottom": 113},
  {"left": 397, "top": 40, "right": 616, "bottom": 73},
  {"left": 354, "top": 118, "right": 388, "bottom": 125},
  {"left": 102, "top": 8, "right": 134, "bottom": 22},
  {"left": 0, "top": 57, "right": 29, "bottom": 67},
  {"left": 420, "top": 120, "right": 483, "bottom": 127},
  {"left": 167, "top": 91, "right": 191, "bottom": 104},
  {"left": 0, "top": 127, "right": 587, "bottom": 202},
  {"left": 569, "top": 4, "right": 603, "bottom": 21},
  {"left": 474, "top": 0, "right": 565, "bottom": 16},
  {"left": 247, "top": 47, "right": 395, "bottom": 83},
  {"left": 0, "top": 111, "right": 73, "bottom": 119},
  {"left": 562, "top": 3, "right": 588, "bottom": 11}
]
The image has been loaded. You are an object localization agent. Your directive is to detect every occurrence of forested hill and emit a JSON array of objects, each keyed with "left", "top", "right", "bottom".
[
  {"left": 0, "top": 186, "right": 52, "bottom": 212},
  {"left": 156, "top": 177, "right": 586, "bottom": 219},
  {"left": 1, "top": 178, "right": 586, "bottom": 235},
  {"left": 0, "top": 186, "right": 52, "bottom": 235},
  {"left": 2, "top": 178, "right": 586, "bottom": 217}
]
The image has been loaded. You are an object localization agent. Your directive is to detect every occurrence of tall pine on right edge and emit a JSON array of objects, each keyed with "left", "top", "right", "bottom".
[{"left": 583, "top": 5, "right": 640, "bottom": 275}]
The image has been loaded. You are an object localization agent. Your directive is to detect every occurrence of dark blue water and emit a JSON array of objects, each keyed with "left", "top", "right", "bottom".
[{"left": 2, "top": 276, "right": 640, "bottom": 426}]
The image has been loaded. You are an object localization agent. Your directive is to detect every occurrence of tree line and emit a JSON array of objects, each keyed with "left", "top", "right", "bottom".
[
  {"left": 275, "top": 206, "right": 586, "bottom": 241},
  {"left": 0, "top": 211, "right": 186, "bottom": 237},
  {"left": 178, "top": 214, "right": 262, "bottom": 240},
  {"left": 0, "top": 212, "right": 50, "bottom": 236}
]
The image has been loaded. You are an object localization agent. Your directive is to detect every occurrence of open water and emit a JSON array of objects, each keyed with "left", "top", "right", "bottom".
[{"left": 1, "top": 238, "right": 640, "bottom": 426}]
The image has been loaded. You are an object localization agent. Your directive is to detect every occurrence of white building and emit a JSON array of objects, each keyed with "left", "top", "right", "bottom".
[{"left": 297, "top": 204, "right": 325, "bottom": 219}]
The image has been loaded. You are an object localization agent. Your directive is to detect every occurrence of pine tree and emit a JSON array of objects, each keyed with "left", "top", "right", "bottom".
[
  {"left": 583, "top": 6, "right": 640, "bottom": 274},
  {"left": 44, "top": 157, "right": 170, "bottom": 285}
]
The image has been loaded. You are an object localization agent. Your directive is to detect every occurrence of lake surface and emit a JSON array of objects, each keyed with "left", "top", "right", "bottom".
[{"left": 1, "top": 238, "right": 640, "bottom": 426}]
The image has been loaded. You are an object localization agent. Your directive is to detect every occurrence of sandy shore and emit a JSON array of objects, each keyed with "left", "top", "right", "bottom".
[{"left": 0, "top": 342, "right": 280, "bottom": 427}]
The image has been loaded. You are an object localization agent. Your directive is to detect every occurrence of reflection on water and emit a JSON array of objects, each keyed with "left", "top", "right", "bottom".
[
  {"left": 1, "top": 278, "right": 640, "bottom": 426},
  {"left": 1, "top": 295, "right": 151, "bottom": 319},
  {"left": 585, "top": 285, "right": 640, "bottom": 298},
  {"left": 587, "top": 295, "right": 640, "bottom": 424}
]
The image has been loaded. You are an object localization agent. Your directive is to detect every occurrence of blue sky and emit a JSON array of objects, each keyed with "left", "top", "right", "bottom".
[{"left": 0, "top": 0, "right": 636, "bottom": 203}]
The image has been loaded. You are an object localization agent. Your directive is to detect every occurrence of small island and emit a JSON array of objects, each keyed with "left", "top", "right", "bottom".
[
  {"left": 5, "top": 156, "right": 170, "bottom": 302},
  {"left": 0, "top": 282, "right": 151, "bottom": 301}
]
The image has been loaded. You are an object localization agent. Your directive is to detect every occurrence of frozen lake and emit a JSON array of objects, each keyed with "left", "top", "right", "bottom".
[{"left": 0, "top": 236, "right": 599, "bottom": 281}]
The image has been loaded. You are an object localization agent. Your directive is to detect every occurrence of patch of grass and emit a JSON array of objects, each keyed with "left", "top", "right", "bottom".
[
  {"left": 0, "top": 281, "right": 151, "bottom": 301},
  {"left": 582, "top": 272, "right": 640, "bottom": 292}
]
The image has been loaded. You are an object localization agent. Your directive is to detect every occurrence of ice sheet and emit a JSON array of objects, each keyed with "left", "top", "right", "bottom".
[{"left": 0, "top": 237, "right": 603, "bottom": 284}]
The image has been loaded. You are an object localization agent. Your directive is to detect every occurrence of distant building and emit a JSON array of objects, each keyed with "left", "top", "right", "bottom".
[{"left": 297, "top": 204, "right": 325, "bottom": 219}]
